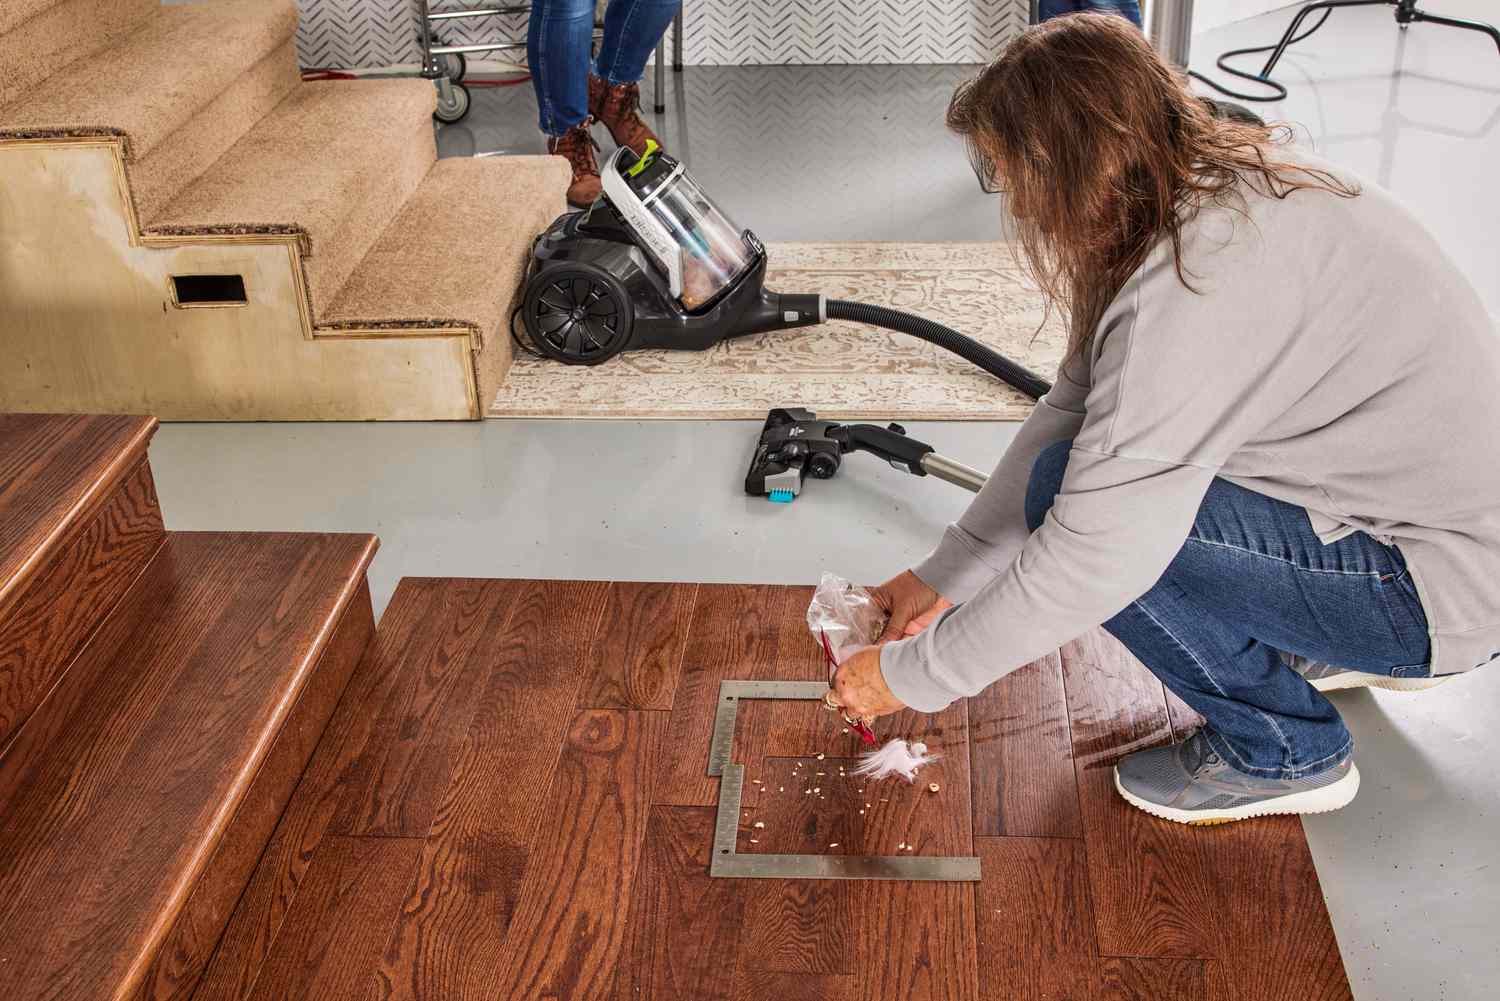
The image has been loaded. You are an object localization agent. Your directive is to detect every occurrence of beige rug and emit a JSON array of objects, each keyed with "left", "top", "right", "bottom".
[{"left": 488, "top": 242, "right": 1067, "bottom": 420}]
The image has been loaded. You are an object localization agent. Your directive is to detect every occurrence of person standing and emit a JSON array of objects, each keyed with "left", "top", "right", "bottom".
[
  {"left": 530, "top": 0, "right": 679, "bottom": 206},
  {"left": 1039, "top": 1, "right": 1142, "bottom": 28}
]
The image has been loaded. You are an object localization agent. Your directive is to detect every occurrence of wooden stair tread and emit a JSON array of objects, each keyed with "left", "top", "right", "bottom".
[
  {"left": 147, "top": 78, "right": 438, "bottom": 303},
  {"left": 0, "top": 529, "right": 377, "bottom": 1001},
  {"left": 323, "top": 155, "right": 570, "bottom": 348},
  {"left": 0, "top": 0, "right": 297, "bottom": 160},
  {"left": 0, "top": 413, "right": 156, "bottom": 613}
]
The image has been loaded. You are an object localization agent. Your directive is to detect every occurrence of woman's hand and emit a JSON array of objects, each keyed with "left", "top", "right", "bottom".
[
  {"left": 871, "top": 570, "right": 953, "bottom": 642},
  {"left": 831, "top": 645, "right": 907, "bottom": 719}
]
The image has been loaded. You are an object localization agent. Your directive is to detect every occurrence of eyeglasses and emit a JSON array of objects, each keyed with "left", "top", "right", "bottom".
[{"left": 962, "top": 136, "right": 1005, "bottom": 195}]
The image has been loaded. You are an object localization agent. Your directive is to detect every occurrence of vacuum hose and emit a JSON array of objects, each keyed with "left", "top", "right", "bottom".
[{"left": 824, "top": 299, "right": 1052, "bottom": 400}]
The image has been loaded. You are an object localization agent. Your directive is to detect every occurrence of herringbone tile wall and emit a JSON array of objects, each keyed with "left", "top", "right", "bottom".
[
  {"left": 294, "top": 1, "right": 1027, "bottom": 70},
  {"left": 684, "top": 0, "right": 1027, "bottom": 65}
]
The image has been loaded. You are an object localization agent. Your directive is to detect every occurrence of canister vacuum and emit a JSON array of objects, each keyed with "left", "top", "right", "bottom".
[{"left": 517, "top": 141, "right": 1052, "bottom": 401}]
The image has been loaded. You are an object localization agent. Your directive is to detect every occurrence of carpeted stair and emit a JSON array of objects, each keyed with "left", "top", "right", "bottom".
[{"left": 0, "top": 0, "right": 568, "bottom": 420}]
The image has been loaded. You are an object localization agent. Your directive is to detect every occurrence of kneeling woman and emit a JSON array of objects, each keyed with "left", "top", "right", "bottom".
[{"left": 831, "top": 14, "right": 1498, "bottom": 824}]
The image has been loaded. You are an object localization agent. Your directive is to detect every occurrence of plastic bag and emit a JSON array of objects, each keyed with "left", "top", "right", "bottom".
[
  {"left": 808, "top": 573, "right": 885, "bottom": 745},
  {"left": 806, "top": 572, "right": 886, "bottom": 669}
]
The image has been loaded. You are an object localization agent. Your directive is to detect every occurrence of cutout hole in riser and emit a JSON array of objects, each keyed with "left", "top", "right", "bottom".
[{"left": 171, "top": 274, "right": 248, "bottom": 307}]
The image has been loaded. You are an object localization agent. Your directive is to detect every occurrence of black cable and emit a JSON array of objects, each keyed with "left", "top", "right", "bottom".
[
  {"left": 509, "top": 303, "right": 547, "bottom": 361},
  {"left": 1189, "top": 9, "right": 1334, "bottom": 103},
  {"left": 825, "top": 300, "right": 1052, "bottom": 400}
]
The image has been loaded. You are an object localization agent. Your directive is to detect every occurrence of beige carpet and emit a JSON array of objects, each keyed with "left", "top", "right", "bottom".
[{"left": 488, "top": 242, "right": 1067, "bottom": 421}]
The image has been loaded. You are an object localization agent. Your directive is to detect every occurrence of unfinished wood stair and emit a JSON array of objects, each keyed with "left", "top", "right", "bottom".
[
  {"left": 0, "top": 412, "right": 380, "bottom": 1000},
  {"left": 0, "top": 0, "right": 568, "bottom": 420}
]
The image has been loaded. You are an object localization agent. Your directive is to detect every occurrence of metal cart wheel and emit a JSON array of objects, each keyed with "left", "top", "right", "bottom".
[
  {"left": 440, "top": 50, "right": 467, "bottom": 83},
  {"left": 521, "top": 266, "right": 634, "bottom": 365},
  {"left": 433, "top": 81, "right": 471, "bottom": 124}
]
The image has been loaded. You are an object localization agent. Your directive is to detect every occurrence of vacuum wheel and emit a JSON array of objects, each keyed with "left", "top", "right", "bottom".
[
  {"left": 433, "top": 81, "right": 470, "bottom": 124},
  {"left": 522, "top": 267, "right": 634, "bottom": 365}
]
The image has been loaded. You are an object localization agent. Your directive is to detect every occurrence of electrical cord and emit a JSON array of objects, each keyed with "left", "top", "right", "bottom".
[{"left": 1189, "top": 9, "right": 1334, "bottom": 103}]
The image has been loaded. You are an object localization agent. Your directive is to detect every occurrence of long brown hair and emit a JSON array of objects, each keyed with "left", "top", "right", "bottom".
[{"left": 947, "top": 13, "right": 1357, "bottom": 354}]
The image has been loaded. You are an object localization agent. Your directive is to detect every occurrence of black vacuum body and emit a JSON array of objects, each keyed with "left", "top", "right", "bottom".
[
  {"left": 523, "top": 198, "right": 819, "bottom": 364},
  {"left": 520, "top": 143, "right": 1051, "bottom": 400}
]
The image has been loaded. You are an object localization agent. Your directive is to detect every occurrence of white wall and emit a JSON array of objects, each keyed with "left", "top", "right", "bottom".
[{"left": 1188, "top": 0, "right": 1302, "bottom": 34}]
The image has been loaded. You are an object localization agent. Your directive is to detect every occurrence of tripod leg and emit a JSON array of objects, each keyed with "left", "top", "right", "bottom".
[
  {"left": 1259, "top": 0, "right": 1391, "bottom": 79},
  {"left": 1411, "top": 11, "right": 1500, "bottom": 55}
]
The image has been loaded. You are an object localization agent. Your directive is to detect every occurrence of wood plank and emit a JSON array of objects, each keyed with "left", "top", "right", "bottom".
[
  {"left": 0, "top": 455, "right": 164, "bottom": 754},
  {"left": 853, "top": 698, "right": 978, "bottom": 1001},
  {"left": 732, "top": 971, "right": 852, "bottom": 1001},
  {"left": 1100, "top": 958, "right": 1206, "bottom": 1001},
  {"left": 331, "top": 579, "right": 519, "bottom": 836},
  {"left": 243, "top": 836, "right": 420, "bottom": 1001},
  {"left": 1205, "top": 818, "right": 1352, "bottom": 1001},
  {"left": 655, "top": 584, "right": 795, "bottom": 807},
  {"left": 852, "top": 701, "right": 972, "bottom": 858},
  {"left": 138, "top": 580, "right": 376, "bottom": 1001},
  {"left": 369, "top": 580, "right": 608, "bottom": 1001},
  {"left": 1163, "top": 686, "right": 1206, "bottom": 742},
  {"left": 0, "top": 531, "right": 378, "bottom": 1001},
  {"left": 616, "top": 806, "right": 747, "bottom": 1001},
  {"left": 479, "top": 709, "right": 665, "bottom": 1001},
  {"left": 741, "top": 880, "right": 853, "bottom": 976},
  {"left": 1060, "top": 628, "right": 1218, "bottom": 959},
  {"left": 576, "top": 581, "right": 698, "bottom": 710},
  {"left": 976, "top": 836, "right": 1098, "bottom": 1001},
  {"left": 736, "top": 757, "right": 855, "bottom": 976},
  {"left": 192, "top": 578, "right": 446, "bottom": 1001},
  {"left": 969, "top": 651, "right": 1082, "bottom": 838},
  {"left": 763, "top": 584, "right": 839, "bottom": 757}
]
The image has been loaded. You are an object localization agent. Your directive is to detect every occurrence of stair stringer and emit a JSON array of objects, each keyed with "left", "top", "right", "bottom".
[{"left": 0, "top": 134, "right": 482, "bottom": 420}]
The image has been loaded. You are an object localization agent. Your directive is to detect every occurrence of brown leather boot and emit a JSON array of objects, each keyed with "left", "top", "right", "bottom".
[
  {"left": 588, "top": 74, "right": 661, "bottom": 156},
  {"left": 547, "top": 119, "right": 602, "bottom": 208}
]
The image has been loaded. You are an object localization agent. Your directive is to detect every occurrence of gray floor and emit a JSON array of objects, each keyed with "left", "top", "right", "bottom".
[{"left": 151, "top": 5, "right": 1499, "bottom": 998}]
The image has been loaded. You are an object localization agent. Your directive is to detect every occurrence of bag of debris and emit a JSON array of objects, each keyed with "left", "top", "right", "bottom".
[{"left": 806, "top": 572, "right": 886, "bottom": 671}]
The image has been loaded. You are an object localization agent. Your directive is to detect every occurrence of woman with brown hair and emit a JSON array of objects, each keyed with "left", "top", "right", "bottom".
[{"left": 831, "top": 14, "right": 1499, "bottom": 824}]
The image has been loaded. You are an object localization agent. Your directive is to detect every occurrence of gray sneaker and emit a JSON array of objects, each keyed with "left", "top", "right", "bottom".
[
  {"left": 1113, "top": 731, "right": 1360, "bottom": 826},
  {"left": 1284, "top": 652, "right": 1451, "bottom": 694}
]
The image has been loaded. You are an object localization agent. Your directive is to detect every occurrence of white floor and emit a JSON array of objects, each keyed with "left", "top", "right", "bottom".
[{"left": 151, "top": 5, "right": 1500, "bottom": 998}]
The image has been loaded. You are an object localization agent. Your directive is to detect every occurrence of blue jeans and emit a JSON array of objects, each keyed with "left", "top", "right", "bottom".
[
  {"left": 1038, "top": 1, "right": 1143, "bottom": 27},
  {"left": 529, "top": 0, "right": 680, "bottom": 136},
  {"left": 1025, "top": 440, "right": 1432, "bottom": 779}
]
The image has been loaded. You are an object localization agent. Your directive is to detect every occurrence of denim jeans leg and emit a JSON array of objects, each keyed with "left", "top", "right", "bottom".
[
  {"left": 530, "top": 0, "right": 597, "bottom": 135},
  {"left": 1038, "top": 1, "right": 1143, "bottom": 28},
  {"left": 596, "top": 0, "right": 681, "bottom": 85},
  {"left": 1022, "top": 439, "right": 1405, "bottom": 778}
]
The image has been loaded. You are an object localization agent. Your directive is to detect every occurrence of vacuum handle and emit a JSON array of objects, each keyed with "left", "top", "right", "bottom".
[{"left": 836, "top": 423, "right": 934, "bottom": 475}]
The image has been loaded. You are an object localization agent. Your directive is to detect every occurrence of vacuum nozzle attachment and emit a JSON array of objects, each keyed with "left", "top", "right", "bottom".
[{"left": 745, "top": 408, "right": 940, "bottom": 502}]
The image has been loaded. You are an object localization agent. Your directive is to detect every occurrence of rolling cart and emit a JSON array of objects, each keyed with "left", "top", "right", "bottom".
[{"left": 417, "top": 1, "right": 683, "bottom": 125}]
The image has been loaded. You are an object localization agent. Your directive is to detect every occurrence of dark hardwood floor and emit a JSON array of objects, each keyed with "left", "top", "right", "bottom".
[{"left": 199, "top": 578, "right": 1353, "bottom": 1001}]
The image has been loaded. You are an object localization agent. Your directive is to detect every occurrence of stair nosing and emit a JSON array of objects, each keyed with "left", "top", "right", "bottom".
[{"left": 0, "top": 416, "right": 158, "bottom": 616}]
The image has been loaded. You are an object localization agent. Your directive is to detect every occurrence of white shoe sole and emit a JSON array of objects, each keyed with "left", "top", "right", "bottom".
[
  {"left": 1113, "top": 761, "right": 1361, "bottom": 827},
  {"left": 1308, "top": 672, "right": 1451, "bottom": 693}
]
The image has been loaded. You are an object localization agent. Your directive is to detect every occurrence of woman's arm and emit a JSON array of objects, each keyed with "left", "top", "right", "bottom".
[{"left": 912, "top": 351, "right": 1091, "bottom": 604}]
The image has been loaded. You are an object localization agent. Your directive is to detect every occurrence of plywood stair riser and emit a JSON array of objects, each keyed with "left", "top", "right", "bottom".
[{"left": 0, "top": 138, "right": 480, "bottom": 420}]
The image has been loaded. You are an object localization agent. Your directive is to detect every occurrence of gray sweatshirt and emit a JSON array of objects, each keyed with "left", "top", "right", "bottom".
[{"left": 881, "top": 153, "right": 1500, "bottom": 713}]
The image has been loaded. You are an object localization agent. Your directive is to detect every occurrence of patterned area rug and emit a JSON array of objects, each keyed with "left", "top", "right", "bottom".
[{"left": 488, "top": 242, "right": 1067, "bottom": 420}]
